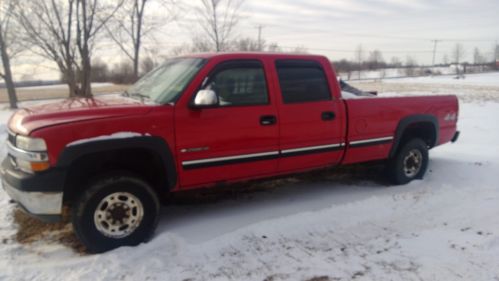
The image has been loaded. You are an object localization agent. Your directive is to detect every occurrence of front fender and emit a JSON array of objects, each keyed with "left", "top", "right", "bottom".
[{"left": 57, "top": 136, "right": 177, "bottom": 190}]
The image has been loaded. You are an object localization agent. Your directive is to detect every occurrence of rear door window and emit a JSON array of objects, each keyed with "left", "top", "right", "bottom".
[{"left": 276, "top": 60, "right": 331, "bottom": 104}]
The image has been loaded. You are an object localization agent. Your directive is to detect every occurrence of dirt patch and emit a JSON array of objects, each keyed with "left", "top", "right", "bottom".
[
  {"left": 304, "top": 276, "right": 335, "bottom": 281},
  {"left": 13, "top": 207, "right": 86, "bottom": 254},
  {"left": 165, "top": 162, "right": 386, "bottom": 205}
]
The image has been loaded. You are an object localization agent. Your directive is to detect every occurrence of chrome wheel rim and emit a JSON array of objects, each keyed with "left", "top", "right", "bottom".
[
  {"left": 403, "top": 149, "right": 423, "bottom": 178},
  {"left": 93, "top": 192, "right": 144, "bottom": 238}
]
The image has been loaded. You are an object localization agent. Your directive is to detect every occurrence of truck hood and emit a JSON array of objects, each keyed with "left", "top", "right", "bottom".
[{"left": 9, "top": 95, "right": 155, "bottom": 135}]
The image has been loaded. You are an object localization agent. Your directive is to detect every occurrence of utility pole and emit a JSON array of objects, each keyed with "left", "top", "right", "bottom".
[
  {"left": 431, "top": 39, "right": 439, "bottom": 67},
  {"left": 495, "top": 40, "right": 498, "bottom": 69},
  {"left": 256, "top": 25, "right": 264, "bottom": 51}
]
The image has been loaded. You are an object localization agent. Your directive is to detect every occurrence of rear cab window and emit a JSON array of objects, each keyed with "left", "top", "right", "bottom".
[{"left": 275, "top": 60, "right": 331, "bottom": 103}]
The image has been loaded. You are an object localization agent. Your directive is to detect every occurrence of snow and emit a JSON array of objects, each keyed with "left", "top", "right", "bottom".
[
  {"left": 67, "top": 132, "right": 148, "bottom": 146},
  {"left": 383, "top": 72, "right": 499, "bottom": 87},
  {"left": 341, "top": 91, "right": 367, "bottom": 99},
  {"left": 1, "top": 74, "right": 499, "bottom": 280},
  {"left": 17, "top": 83, "right": 114, "bottom": 91}
]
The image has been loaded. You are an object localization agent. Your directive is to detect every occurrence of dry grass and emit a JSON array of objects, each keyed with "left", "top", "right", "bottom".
[
  {"left": 13, "top": 207, "right": 86, "bottom": 254},
  {"left": 0, "top": 84, "right": 129, "bottom": 103}
]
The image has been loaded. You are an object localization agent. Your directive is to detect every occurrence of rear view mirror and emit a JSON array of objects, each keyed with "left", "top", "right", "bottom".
[{"left": 193, "top": 89, "right": 218, "bottom": 107}]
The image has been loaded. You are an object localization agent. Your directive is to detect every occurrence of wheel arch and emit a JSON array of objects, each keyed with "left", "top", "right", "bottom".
[
  {"left": 57, "top": 136, "right": 177, "bottom": 203},
  {"left": 389, "top": 114, "right": 439, "bottom": 158}
]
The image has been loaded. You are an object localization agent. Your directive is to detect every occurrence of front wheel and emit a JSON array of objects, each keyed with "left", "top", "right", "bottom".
[
  {"left": 387, "top": 138, "right": 429, "bottom": 185},
  {"left": 72, "top": 172, "right": 160, "bottom": 253}
]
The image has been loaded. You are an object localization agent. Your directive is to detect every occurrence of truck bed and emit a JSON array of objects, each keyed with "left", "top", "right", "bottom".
[{"left": 342, "top": 95, "right": 459, "bottom": 164}]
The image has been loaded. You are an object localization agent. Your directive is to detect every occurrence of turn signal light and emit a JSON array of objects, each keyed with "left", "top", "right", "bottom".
[{"left": 30, "top": 162, "right": 50, "bottom": 172}]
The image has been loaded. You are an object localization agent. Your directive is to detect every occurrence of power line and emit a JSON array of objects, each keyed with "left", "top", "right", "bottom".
[{"left": 340, "top": 33, "right": 496, "bottom": 42}]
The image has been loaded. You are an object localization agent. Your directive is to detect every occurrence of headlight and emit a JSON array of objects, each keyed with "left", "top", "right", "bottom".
[
  {"left": 11, "top": 135, "right": 49, "bottom": 173},
  {"left": 15, "top": 135, "right": 47, "bottom": 151}
]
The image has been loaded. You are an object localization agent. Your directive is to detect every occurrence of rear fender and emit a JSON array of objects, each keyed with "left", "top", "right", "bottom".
[{"left": 389, "top": 114, "right": 439, "bottom": 158}]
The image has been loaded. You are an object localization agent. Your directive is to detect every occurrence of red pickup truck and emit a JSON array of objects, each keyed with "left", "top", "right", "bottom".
[{"left": 1, "top": 53, "right": 459, "bottom": 252}]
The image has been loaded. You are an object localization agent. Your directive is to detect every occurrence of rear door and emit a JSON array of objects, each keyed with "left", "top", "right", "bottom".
[
  {"left": 273, "top": 59, "right": 346, "bottom": 172},
  {"left": 174, "top": 59, "right": 279, "bottom": 188}
]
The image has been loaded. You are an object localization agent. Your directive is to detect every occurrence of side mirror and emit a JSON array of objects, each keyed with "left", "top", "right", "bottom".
[{"left": 193, "top": 89, "right": 218, "bottom": 107}]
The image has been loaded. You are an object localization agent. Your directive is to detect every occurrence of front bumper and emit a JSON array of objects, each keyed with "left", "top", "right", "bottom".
[
  {"left": 1, "top": 158, "right": 65, "bottom": 222},
  {"left": 451, "top": 131, "right": 460, "bottom": 143}
]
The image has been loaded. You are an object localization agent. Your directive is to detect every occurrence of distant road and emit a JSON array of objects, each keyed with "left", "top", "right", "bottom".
[{"left": 0, "top": 84, "right": 129, "bottom": 103}]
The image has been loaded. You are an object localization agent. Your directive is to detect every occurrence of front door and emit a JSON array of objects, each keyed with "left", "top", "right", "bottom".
[{"left": 175, "top": 59, "right": 279, "bottom": 188}]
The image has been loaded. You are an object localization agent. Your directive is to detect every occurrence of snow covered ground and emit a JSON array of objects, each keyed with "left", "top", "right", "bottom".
[
  {"left": 1, "top": 75, "right": 499, "bottom": 280},
  {"left": 383, "top": 72, "right": 499, "bottom": 87},
  {"left": 17, "top": 83, "right": 114, "bottom": 91}
]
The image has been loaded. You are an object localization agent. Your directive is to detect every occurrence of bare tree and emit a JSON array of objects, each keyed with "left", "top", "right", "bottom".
[
  {"left": 367, "top": 49, "right": 384, "bottom": 70},
  {"left": 390, "top": 56, "right": 402, "bottom": 68},
  {"left": 106, "top": 0, "right": 176, "bottom": 81},
  {"left": 194, "top": 0, "right": 243, "bottom": 52},
  {"left": 404, "top": 56, "right": 417, "bottom": 76},
  {"left": 452, "top": 43, "right": 465, "bottom": 64},
  {"left": 266, "top": 43, "right": 281, "bottom": 52},
  {"left": 140, "top": 56, "right": 157, "bottom": 74},
  {"left": 473, "top": 47, "right": 485, "bottom": 65},
  {"left": 0, "top": 0, "right": 20, "bottom": 109},
  {"left": 354, "top": 44, "right": 364, "bottom": 80},
  {"left": 231, "top": 37, "right": 261, "bottom": 51},
  {"left": 442, "top": 54, "right": 449, "bottom": 65},
  {"left": 15, "top": 0, "right": 123, "bottom": 97},
  {"left": 289, "top": 45, "right": 308, "bottom": 54},
  {"left": 168, "top": 39, "right": 211, "bottom": 57}
]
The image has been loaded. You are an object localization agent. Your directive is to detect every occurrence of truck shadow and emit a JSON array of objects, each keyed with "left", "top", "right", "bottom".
[{"left": 156, "top": 163, "right": 394, "bottom": 243}]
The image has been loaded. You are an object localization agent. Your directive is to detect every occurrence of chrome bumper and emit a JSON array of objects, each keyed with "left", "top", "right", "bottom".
[{"left": 2, "top": 179, "right": 63, "bottom": 215}]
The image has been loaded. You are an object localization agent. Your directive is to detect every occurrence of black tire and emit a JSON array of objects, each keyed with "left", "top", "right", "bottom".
[
  {"left": 387, "top": 138, "right": 429, "bottom": 185},
  {"left": 72, "top": 172, "right": 160, "bottom": 253}
]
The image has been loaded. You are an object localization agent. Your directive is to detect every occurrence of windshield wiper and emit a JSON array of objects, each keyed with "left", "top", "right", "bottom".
[
  {"left": 130, "top": 92, "right": 150, "bottom": 100},
  {"left": 122, "top": 90, "right": 153, "bottom": 103}
]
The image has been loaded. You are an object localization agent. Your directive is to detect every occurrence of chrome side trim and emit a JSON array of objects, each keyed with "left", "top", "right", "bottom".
[
  {"left": 281, "top": 143, "right": 344, "bottom": 154},
  {"left": 6, "top": 141, "right": 48, "bottom": 162},
  {"left": 183, "top": 151, "right": 279, "bottom": 166},
  {"left": 349, "top": 136, "right": 393, "bottom": 146},
  {"left": 2, "top": 180, "right": 63, "bottom": 215}
]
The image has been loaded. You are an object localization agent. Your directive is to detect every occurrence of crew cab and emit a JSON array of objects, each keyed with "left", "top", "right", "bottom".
[{"left": 1, "top": 53, "right": 459, "bottom": 252}]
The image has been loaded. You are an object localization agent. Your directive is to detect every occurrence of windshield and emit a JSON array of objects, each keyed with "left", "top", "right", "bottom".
[{"left": 127, "top": 57, "right": 206, "bottom": 104}]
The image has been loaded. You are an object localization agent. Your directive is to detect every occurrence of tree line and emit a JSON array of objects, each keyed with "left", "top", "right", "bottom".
[{"left": 333, "top": 43, "right": 497, "bottom": 80}]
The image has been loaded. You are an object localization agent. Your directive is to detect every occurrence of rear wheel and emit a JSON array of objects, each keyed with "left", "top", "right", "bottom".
[
  {"left": 387, "top": 138, "right": 429, "bottom": 185},
  {"left": 72, "top": 172, "right": 160, "bottom": 253}
]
